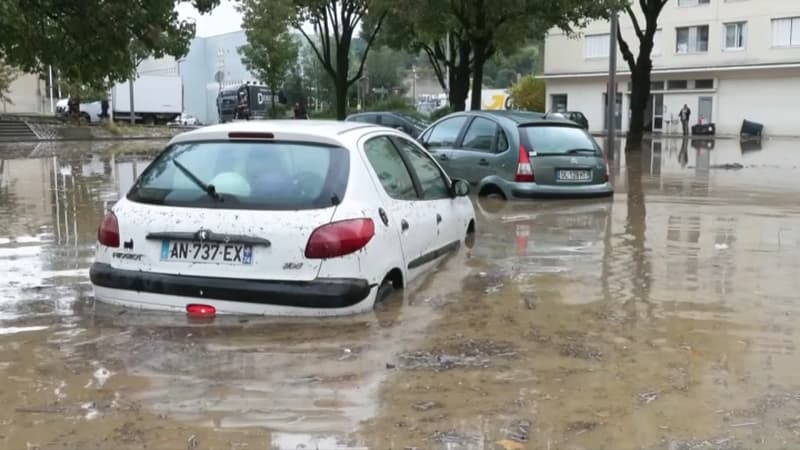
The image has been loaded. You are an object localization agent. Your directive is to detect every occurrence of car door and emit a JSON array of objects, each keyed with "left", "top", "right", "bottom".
[
  {"left": 451, "top": 116, "right": 510, "bottom": 185},
  {"left": 420, "top": 115, "right": 469, "bottom": 178},
  {"left": 361, "top": 135, "right": 437, "bottom": 282},
  {"left": 391, "top": 136, "right": 465, "bottom": 263}
]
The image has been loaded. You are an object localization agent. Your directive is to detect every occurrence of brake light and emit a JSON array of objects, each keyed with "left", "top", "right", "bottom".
[
  {"left": 97, "top": 212, "right": 120, "bottom": 248},
  {"left": 305, "top": 218, "right": 375, "bottom": 259},
  {"left": 186, "top": 304, "right": 216, "bottom": 318},
  {"left": 228, "top": 131, "right": 274, "bottom": 139},
  {"left": 515, "top": 144, "right": 535, "bottom": 182}
]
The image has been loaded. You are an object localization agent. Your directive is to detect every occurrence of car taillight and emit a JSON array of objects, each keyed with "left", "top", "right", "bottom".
[
  {"left": 97, "top": 212, "right": 120, "bottom": 248},
  {"left": 515, "top": 144, "right": 535, "bottom": 182},
  {"left": 305, "top": 218, "right": 375, "bottom": 259}
]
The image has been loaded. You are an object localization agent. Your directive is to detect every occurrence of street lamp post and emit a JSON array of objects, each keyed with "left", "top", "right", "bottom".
[{"left": 606, "top": 11, "right": 619, "bottom": 158}]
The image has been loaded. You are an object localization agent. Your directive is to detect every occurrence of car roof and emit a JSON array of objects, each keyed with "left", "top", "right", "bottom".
[
  {"left": 169, "top": 120, "right": 388, "bottom": 147},
  {"left": 447, "top": 110, "right": 578, "bottom": 127}
]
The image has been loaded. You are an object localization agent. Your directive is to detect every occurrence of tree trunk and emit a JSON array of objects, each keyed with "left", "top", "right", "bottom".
[
  {"left": 333, "top": 39, "right": 352, "bottom": 120},
  {"left": 627, "top": 66, "right": 650, "bottom": 146},
  {"left": 449, "top": 39, "right": 471, "bottom": 111},
  {"left": 470, "top": 39, "right": 489, "bottom": 111}
]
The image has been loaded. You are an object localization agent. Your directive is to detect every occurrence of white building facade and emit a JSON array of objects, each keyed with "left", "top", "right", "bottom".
[{"left": 544, "top": 0, "right": 800, "bottom": 136}]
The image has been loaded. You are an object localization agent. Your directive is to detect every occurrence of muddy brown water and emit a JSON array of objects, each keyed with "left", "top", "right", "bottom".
[{"left": 2, "top": 138, "right": 800, "bottom": 449}]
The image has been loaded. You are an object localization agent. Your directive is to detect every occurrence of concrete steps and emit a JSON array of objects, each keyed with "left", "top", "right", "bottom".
[{"left": 0, "top": 120, "right": 38, "bottom": 141}]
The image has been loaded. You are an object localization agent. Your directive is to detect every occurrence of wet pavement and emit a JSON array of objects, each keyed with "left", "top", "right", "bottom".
[{"left": 2, "top": 137, "right": 800, "bottom": 449}]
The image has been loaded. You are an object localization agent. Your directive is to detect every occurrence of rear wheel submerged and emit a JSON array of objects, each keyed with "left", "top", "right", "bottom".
[{"left": 375, "top": 268, "right": 403, "bottom": 305}]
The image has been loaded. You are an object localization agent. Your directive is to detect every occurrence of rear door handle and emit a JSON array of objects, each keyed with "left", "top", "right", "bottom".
[
  {"left": 401, "top": 219, "right": 409, "bottom": 231},
  {"left": 478, "top": 159, "right": 490, "bottom": 166},
  {"left": 436, "top": 214, "right": 442, "bottom": 224}
]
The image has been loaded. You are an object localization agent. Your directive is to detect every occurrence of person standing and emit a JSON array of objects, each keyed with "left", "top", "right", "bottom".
[
  {"left": 679, "top": 104, "right": 691, "bottom": 136},
  {"left": 293, "top": 102, "right": 308, "bottom": 119}
]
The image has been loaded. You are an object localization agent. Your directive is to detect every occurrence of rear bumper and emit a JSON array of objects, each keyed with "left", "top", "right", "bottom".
[
  {"left": 89, "top": 263, "right": 372, "bottom": 309},
  {"left": 510, "top": 182, "right": 614, "bottom": 199}
]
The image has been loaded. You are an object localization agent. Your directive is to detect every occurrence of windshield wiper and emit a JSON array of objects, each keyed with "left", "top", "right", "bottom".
[
  {"left": 565, "top": 148, "right": 598, "bottom": 155},
  {"left": 171, "top": 158, "right": 222, "bottom": 201}
]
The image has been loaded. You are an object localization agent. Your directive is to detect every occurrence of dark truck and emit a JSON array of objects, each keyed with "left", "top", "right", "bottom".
[{"left": 217, "top": 84, "right": 287, "bottom": 123}]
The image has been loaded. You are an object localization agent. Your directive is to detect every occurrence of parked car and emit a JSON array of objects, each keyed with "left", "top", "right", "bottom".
[
  {"left": 345, "top": 112, "right": 429, "bottom": 139},
  {"left": 169, "top": 114, "right": 200, "bottom": 126},
  {"left": 90, "top": 120, "right": 475, "bottom": 316},
  {"left": 417, "top": 110, "right": 612, "bottom": 200},
  {"left": 549, "top": 111, "right": 589, "bottom": 130}
]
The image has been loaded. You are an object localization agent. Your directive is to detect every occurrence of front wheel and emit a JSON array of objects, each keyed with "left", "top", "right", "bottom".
[{"left": 375, "top": 280, "right": 395, "bottom": 304}]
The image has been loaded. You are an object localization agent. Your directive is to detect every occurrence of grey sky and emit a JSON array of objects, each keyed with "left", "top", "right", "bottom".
[{"left": 176, "top": 0, "right": 243, "bottom": 37}]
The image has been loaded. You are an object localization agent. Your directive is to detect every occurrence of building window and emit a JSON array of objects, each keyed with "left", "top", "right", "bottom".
[
  {"left": 678, "top": 0, "right": 709, "bottom": 6},
  {"left": 650, "top": 81, "right": 665, "bottom": 91},
  {"left": 724, "top": 22, "right": 747, "bottom": 50},
  {"left": 551, "top": 94, "right": 568, "bottom": 112},
  {"left": 585, "top": 34, "right": 610, "bottom": 58},
  {"left": 694, "top": 79, "right": 714, "bottom": 89},
  {"left": 667, "top": 80, "right": 688, "bottom": 90},
  {"left": 771, "top": 17, "right": 800, "bottom": 48},
  {"left": 676, "top": 25, "right": 709, "bottom": 53}
]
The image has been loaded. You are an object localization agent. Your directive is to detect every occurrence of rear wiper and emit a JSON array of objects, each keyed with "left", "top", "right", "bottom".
[
  {"left": 565, "top": 148, "right": 598, "bottom": 155},
  {"left": 171, "top": 158, "right": 222, "bottom": 201}
]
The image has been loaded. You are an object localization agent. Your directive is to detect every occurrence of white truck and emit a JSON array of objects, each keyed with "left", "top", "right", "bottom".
[
  {"left": 55, "top": 75, "right": 183, "bottom": 124},
  {"left": 112, "top": 75, "right": 182, "bottom": 124}
]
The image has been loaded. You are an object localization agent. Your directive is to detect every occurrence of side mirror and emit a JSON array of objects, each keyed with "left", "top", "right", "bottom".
[{"left": 451, "top": 179, "right": 470, "bottom": 197}]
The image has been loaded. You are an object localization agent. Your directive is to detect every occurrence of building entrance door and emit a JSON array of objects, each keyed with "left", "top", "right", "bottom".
[{"left": 651, "top": 94, "right": 664, "bottom": 132}]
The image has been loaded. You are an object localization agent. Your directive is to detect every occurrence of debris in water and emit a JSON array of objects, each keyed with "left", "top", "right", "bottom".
[
  {"left": 504, "top": 419, "right": 531, "bottom": 442},
  {"left": 187, "top": 434, "right": 198, "bottom": 449},
  {"left": 496, "top": 439, "right": 525, "bottom": 450},
  {"left": 638, "top": 391, "right": 659, "bottom": 405},
  {"left": 728, "top": 421, "right": 759, "bottom": 428},
  {"left": 715, "top": 243, "right": 729, "bottom": 250},
  {"left": 91, "top": 367, "right": 112, "bottom": 388},
  {"left": 430, "top": 429, "right": 479, "bottom": 445},
  {"left": 412, "top": 401, "right": 440, "bottom": 412},
  {"left": 396, "top": 339, "right": 517, "bottom": 371}
]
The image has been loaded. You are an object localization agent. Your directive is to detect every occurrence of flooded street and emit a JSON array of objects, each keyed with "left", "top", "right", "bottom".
[{"left": 3, "top": 137, "right": 800, "bottom": 449}]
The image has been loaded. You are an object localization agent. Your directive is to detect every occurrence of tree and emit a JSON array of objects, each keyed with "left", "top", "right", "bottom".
[
  {"left": 285, "top": 0, "right": 388, "bottom": 119},
  {"left": 509, "top": 75, "right": 545, "bottom": 112},
  {"left": 617, "top": 1, "right": 669, "bottom": 146},
  {"left": 370, "top": 1, "right": 473, "bottom": 111},
  {"left": 0, "top": 0, "right": 219, "bottom": 89},
  {"left": 238, "top": 0, "right": 300, "bottom": 118},
  {"left": 0, "top": 61, "right": 17, "bottom": 105},
  {"left": 445, "top": 0, "right": 621, "bottom": 111}
]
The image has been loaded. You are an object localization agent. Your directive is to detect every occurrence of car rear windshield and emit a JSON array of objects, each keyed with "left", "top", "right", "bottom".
[
  {"left": 521, "top": 125, "right": 599, "bottom": 155},
  {"left": 128, "top": 141, "right": 349, "bottom": 210}
]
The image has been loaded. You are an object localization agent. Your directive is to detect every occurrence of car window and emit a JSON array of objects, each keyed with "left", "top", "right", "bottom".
[
  {"left": 521, "top": 125, "right": 599, "bottom": 155},
  {"left": 460, "top": 117, "right": 497, "bottom": 152},
  {"left": 496, "top": 128, "right": 509, "bottom": 152},
  {"left": 128, "top": 141, "right": 349, "bottom": 210},
  {"left": 425, "top": 116, "right": 468, "bottom": 148},
  {"left": 393, "top": 138, "right": 451, "bottom": 200},
  {"left": 363, "top": 137, "right": 418, "bottom": 200},
  {"left": 350, "top": 114, "right": 377, "bottom": 124}
]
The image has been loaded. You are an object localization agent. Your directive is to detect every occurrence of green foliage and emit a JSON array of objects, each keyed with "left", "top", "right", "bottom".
[
  {"left": 0, "top": 61, "right": 17, "bottom": 105},
  {"left": 364, "top": 46, "right": 410, "bottom": 95},
  {"left": 509, "top": 75, "right": 545, "bottom": 112},
  {"left": 286, "top": 0, "right": 389, "bottom": 119},
  {"left": 238, "top": 0, "right": 300, "bottom": 112},
  {"left": 430, "top": 106, "right": 452, "bottom": 121},
  {"left": 0, "top": 0, "right": 219, "bottom": 89},
  {"left": 60, "top": 79, "right": 109, "bottom": 102}
]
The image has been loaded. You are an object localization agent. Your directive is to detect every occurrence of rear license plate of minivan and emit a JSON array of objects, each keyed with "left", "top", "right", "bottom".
[
  {"left": 160, "top": 241, "right": 253, "bottom": 264},
  {"left": 557, "top": 169, "right": 591, "bottom": 182}
]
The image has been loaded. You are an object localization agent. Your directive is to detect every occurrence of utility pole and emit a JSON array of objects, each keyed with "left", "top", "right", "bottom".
[
  {"left": 48, "top": 66, "right": 55, "bottom": 113},
  {"left": 605, "top": 11, "right": 619, "bottom": 158}
]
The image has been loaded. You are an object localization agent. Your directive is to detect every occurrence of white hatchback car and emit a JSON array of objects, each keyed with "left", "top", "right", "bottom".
[{"left": 90, "top": 121, "right": 476, "bottom": 316}]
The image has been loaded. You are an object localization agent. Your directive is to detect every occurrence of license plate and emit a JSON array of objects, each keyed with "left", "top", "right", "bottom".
[
  {"left": 557, "top": 169, "right": 591, "bottom": 182},
  {"left": 160, "top": 241, "right": 253, "bottom": 264}
]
